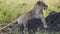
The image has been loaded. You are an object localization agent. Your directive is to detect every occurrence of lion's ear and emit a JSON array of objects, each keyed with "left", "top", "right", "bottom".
[
  {"left": 37, "top": 1, "right": 44, "bottom": 5},
  {"left": 37, "top": 1, "right": 41, "bottom": 4},
  {"left": 38, "top": 0, "right": 43, "bottom": 2}
]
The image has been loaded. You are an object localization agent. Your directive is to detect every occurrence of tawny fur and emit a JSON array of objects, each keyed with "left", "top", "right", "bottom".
[{"left": 17, "top": 1, "right": 48, "bottom": 34}]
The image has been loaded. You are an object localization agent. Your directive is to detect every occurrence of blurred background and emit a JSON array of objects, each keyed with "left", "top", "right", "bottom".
[
  {"left": 0, "top": 0, "right": 60, "bottom": 34},
  {"left": 0, "top": 0, "right": 60, "bottom": 24}
]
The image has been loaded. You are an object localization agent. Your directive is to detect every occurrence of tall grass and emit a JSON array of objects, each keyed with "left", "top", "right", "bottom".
[{"left": 0, "top": 0, "right": 60, "bottom": 34}]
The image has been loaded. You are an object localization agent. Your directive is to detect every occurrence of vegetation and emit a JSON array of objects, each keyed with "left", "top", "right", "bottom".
[
  {"left": 0, "top": 0, "right": 37, "bottom": 24},
  {"left": 0, "top": 0, "right": 60, "bottom": 24},
  {"left": 0, "top": 0, "right": 60, "bottom": 34}
]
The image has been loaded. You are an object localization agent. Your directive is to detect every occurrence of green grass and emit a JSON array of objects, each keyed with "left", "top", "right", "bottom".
[
  {"left": 0, "top": 0, "right": 60, "bottom": 23},
  {"left": 0, "top": 0, "right": 60, "bottom": 34}
]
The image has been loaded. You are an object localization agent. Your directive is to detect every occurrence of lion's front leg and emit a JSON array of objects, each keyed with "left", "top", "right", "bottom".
[{"left": 24, "top": 23, "right": 28, "bottom": 34}]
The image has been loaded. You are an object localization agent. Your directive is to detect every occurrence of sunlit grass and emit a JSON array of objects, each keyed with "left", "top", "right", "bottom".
[
  {"left": 0, "top": 0, "right": 60, "bottom": 23},
  {"left": 0, "top": 0, "right": 60, "bottom": 34}
]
